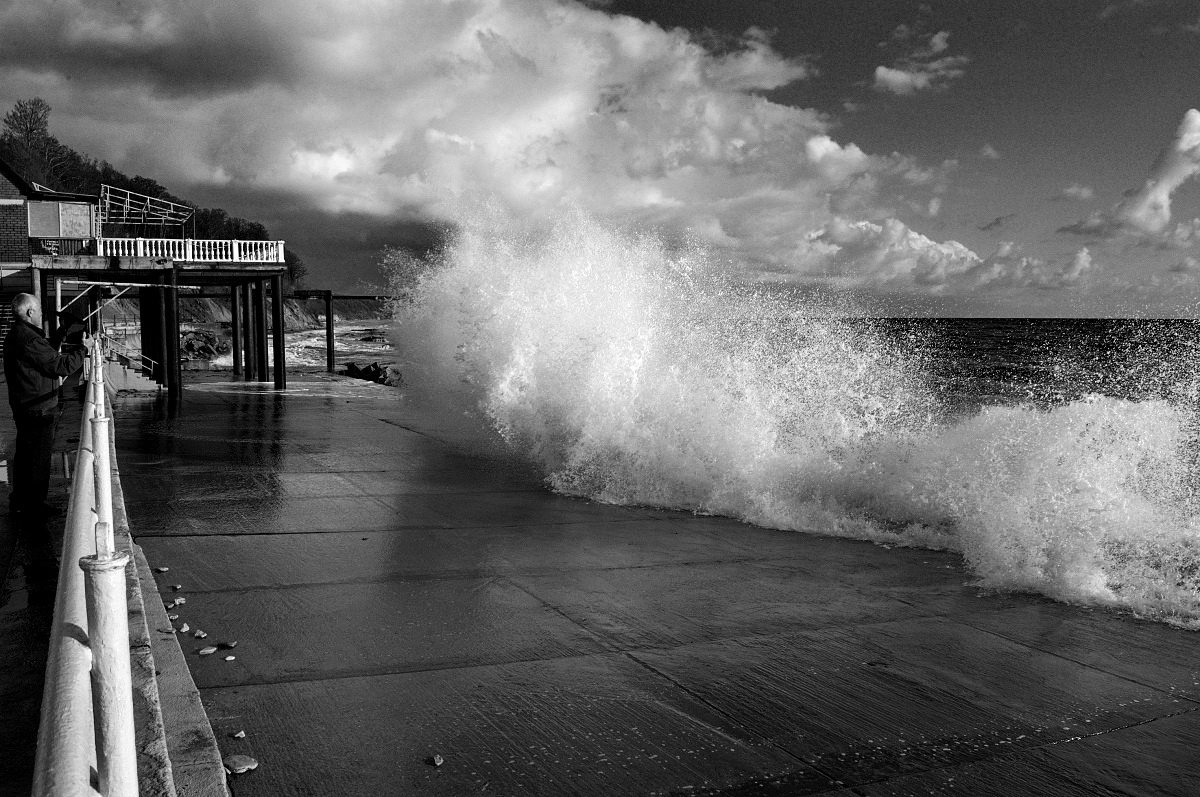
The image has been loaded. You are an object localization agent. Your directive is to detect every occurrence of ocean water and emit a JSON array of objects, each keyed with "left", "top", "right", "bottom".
[
  {"left": 388, "top": 209, "right": 1200, "bottom": 628},
  {"left": 210, "top": 323, "right": 397, "bottom": 370}
]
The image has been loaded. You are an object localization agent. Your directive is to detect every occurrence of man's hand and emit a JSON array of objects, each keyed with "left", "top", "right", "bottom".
[{"left": 80, "top": 331, "right": 94, "bottom": 349}]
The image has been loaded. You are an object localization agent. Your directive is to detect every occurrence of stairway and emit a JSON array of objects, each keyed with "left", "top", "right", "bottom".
[{"left": 104, "top": 356, "right": 161, "bottom": 393}]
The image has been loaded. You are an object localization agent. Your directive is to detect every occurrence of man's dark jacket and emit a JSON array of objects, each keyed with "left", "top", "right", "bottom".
[{"left": 4, "top": 319, "right": 87, "bottom": 415}]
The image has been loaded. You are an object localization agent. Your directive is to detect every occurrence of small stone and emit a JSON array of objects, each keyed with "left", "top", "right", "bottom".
[
  {"left": 174, "top": 597, "right": 187, "bottom": 605},
  {"left": 232, "top": 730, "right": 246, "bottom": 739},
  {"left": 198, "top": 646, "right": 218, "bottom": 656},
  {"left": 154, "top": 566, "right": 169, "bottom": 573},
  {"left": 224, "top": 655, "right": 236, "bottom": 662},
  {"left": 171, "top": 584, "right": 183, "bottom": 591},
  {"left": 218, "top": 641, "right": 238, "bottom": 649},
  {"left": 193, "top": 630, "right": 208, "bottom": 639},
  {"left": 427, "top": 754, "right": 444, "bottom": 767},
  {"left": 168, "top": 614, "right": 179, "bottom": 621},
  {"left": 222, "top": 754, "right": 258, "bottom": 775},
  {"left": 179, "top": 623, "right": 190, "bottom": 633},
  {"left": 164, "top": 600, "right": 176, "bottom": 610}
]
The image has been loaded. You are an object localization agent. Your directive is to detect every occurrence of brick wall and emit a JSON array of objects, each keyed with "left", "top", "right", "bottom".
[
  {"left": 0, "top": 205, "right": 28, "bottom": 261},
  {"left": 0, "top": 170, "right": 22, "bottom": 200}
]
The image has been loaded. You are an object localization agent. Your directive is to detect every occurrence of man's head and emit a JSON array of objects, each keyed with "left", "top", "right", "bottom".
[{"left": 12, "top": 293, "right": 42, "bottom": 329}]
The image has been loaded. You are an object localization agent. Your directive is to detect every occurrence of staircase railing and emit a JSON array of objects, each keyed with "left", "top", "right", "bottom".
[{"left": 101, "top": 334, "right": 159, "bottom": 382}]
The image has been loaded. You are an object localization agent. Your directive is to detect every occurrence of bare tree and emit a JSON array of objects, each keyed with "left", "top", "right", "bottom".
[{"left": 1, "top": 97, "right": 72, "bottom": 186}]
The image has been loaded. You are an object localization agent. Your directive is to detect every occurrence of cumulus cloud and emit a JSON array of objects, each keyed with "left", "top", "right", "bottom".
[
  {"left": 1114, "top": 108, "right": 1200, "bottom": 233},
  {"left": 796, "top": 218, "right": 1093, "bottom": 294},
  {"left": 4, "top": 0, "right": 972, "bottom": 287},
  {"left": 873, "top": 29, "right": 969, "bottom": 95},
  {"left": 0, "top": 2, "right": 829, "bottom": 214},
  {"left": 1060, "top": 108, "right": 1200, "bottom": 242},
  {"left": 979, "top": 143, "right": 1001, "bottom": 160},
  {"left": 0, "top": 0, "right": 981, "bottom": 300}
]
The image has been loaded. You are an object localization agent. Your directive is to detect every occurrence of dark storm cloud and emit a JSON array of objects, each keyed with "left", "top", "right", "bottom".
[{"left": 0, "top": 0, "right": 298, "bottom": 96}]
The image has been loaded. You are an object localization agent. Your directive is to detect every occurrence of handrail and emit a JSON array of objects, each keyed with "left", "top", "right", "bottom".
[
  {"left": 33, "top": 341, "right": 138, "bottom": 796},
  {"left": 101, "top": 334, "right": 158, "bottom": 377}
]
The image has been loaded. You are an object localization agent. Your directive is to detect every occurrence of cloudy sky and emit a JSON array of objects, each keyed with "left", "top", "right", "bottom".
[{"left": 2, "top": 0, "right": 1200, "bottom": 315}]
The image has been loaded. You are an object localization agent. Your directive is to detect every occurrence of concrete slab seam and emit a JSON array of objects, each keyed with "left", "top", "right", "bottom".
[
  {"left": 956, "top": 615, "right": 1200, "bottom": 707},
  {"left": 622, "top": 649, "right": 825, "bottom": 781}
]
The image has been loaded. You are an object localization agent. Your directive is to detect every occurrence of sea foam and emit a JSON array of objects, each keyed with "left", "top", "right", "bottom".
[{"left": 389, "top": 208, "right": 1200, "bottom": 627}]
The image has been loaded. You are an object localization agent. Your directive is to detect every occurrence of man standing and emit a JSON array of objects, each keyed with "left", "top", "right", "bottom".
[{"left": 4, "top": 293, "right": 90, "bottom": 575}]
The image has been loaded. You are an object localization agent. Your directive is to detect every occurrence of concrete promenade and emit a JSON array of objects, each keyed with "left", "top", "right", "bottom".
[{"left": 44, "top": 371, "right": 1200, "bottom": 794}]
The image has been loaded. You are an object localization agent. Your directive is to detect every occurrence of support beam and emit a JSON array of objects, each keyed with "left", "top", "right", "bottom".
[
  {"left": 169, "top": 269, "right": 182, "bottom": 394},
  {"left": 271, "top": 274, "right": 286, "bottom": 390},
  {"left": 325, "top": 290, "right": 335, "bottom": 373},
  {"left": 230, "top": 286, "right": 242, "bottom": 376}
]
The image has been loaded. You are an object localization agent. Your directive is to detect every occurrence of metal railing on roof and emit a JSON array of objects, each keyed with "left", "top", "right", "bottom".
[{"left": 99, "top": 185, "right": 194, "bottom": 227}]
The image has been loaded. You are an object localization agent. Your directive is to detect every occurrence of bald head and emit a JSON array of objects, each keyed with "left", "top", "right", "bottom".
[{"left": 12, "top": 293, "right": 42, "bottom": 328}]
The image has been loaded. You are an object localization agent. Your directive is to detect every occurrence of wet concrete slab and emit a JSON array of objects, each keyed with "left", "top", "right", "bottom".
[
  {"left": 164, "top": 576, "right": 613, "bottom": 687},
  {"left": 134, "top": 521, "right": 794, "bottom": 591},
  {"left": 630, "top": 619, "right": 1188, "bottom": 785},
  {"left": 114, "top": 373, "right": 1200, "bottom": 796},
  {"left": 200, "top": 653, "right": 816, "bottom": 797}
]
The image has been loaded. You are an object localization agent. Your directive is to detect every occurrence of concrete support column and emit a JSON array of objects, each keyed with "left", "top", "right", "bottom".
[
  {"left": 253, "top": 280, "right": 269, "bottom": 382},
  {"left": 169, "top": 268, "right": 182, "bottom": 395},
  {"left": 163, "top": 283, "right": 180, "bottom": 395},
  {"left": 230, "top": 286, "right": 243, "bottom": 376},
  {"left": 271, "top": 274, "right": 286, "bottom": 390},
  {"left": 157, "top": 286, "right": 170, "bottom": 388},
  {"left": 240, "top": 283, "right": 255, "bottom": 381},
  {"left": 325, "top": 291, "right": 335, "bottom": 373}
]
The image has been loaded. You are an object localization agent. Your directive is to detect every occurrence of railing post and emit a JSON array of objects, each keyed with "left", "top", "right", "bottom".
[
  {"left": 90, "top": 414, "right": 114, "bottom": 547},
  {"left": 186, "top": 238, "right": 194, "bottom": 262},
  {"left": 79, "top": 521, "right": 137, "bottom": 797}
]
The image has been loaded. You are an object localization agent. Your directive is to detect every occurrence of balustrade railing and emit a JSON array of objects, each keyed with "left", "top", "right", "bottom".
[{"left": 97, "top": 237, "right": 285, "bottom": 263}]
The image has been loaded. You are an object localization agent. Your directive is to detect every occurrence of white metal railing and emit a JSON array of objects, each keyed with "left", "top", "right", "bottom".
[
  {"left": 97, "top": 236, "right": 285, "bottom": 263},
  {"left": 33, "top": 342, "right": 138, "bottom": 797}
]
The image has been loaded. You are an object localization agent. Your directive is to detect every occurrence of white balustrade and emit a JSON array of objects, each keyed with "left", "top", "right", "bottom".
[{"left": 97, "top": 237, "right": 284, "bottom": 263}]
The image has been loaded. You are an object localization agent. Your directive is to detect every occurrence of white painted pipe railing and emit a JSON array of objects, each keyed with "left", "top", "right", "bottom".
[{"left": 33, "top": 340, "right": 138, "bottom": 797}]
